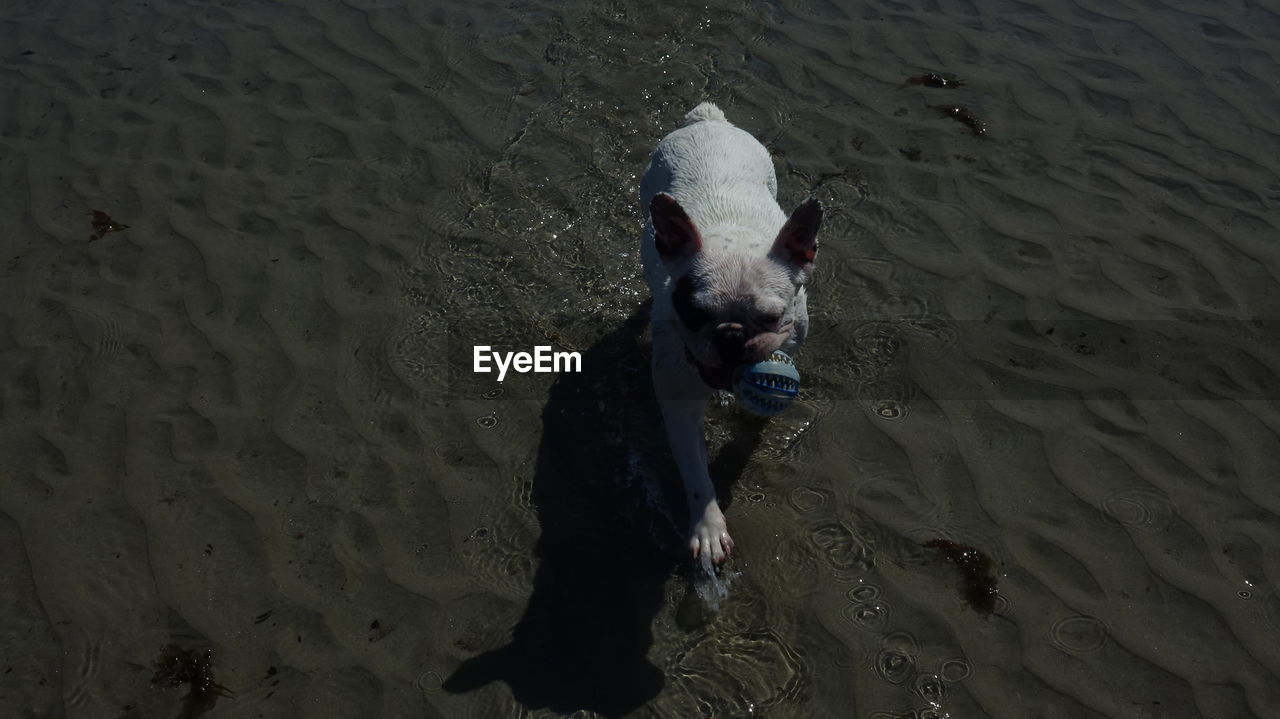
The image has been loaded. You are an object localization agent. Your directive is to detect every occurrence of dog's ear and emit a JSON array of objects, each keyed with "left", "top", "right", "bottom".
[
  {"left": 771, "top": 198, "right": 822, "bottom": 273},
  {"left": 650, "top": 193, "right": 701, "bottom": 261}
]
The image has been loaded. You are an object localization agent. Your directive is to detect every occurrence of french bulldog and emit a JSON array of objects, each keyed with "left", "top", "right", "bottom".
[{"left": 640, "top": 102, "right": 822, "bottom": 564}]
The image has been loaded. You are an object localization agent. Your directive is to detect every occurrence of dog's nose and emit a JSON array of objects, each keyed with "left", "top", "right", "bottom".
[{"left": 713, "top": 323, "right": 746, "bottom": 365}]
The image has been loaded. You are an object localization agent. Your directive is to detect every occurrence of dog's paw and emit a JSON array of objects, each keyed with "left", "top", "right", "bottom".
[{"left": 689, "top": 505, "right": 734, "bottom": 564}]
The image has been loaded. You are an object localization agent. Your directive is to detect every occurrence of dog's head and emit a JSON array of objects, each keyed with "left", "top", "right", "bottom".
[{"left": 650, "top": 193, "right": 822, "bottom": 378}]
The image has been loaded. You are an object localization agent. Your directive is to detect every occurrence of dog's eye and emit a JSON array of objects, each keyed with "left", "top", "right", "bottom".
[
  {"left": 672, "top": 276, "right": 714, "bottom": 330},
  {"left": 760, "top": 312, "right": 783, "bottom": 327}
]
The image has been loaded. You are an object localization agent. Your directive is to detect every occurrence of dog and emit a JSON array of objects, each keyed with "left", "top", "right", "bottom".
[{"left": 640, "top": 102, "right": 822, "bottom": 564}]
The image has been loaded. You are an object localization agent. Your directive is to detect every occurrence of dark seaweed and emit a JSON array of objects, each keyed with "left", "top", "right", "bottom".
[
  {"left": 151, "top": 644, "right": 231, "bottom": 719},
  {"left": 904, "top": 72, "right": 965, "bottom": 88},
  {"left": 933, "top": 105, "right": 986, "bottom": 136},
  {"left": 926, "top": 538, "right": 999, "bottom": 615},
  {"left": 90, "top": 210, "right": 130, "bottom": 240}
]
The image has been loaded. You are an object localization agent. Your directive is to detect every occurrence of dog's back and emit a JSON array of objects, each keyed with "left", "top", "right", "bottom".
[
  {"left": 640, "top": 103, "right": 778, "bottom": 210},
  {"left": 639, "top": 103, "right": 787, "bottom": 289}
]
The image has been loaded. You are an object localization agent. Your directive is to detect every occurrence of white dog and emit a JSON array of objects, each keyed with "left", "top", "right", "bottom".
[{"left": 640, "top": 102, "right": 822, "bottom": 563}]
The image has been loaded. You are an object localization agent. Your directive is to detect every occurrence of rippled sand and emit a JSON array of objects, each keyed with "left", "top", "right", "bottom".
[{"left": 1, "top": 0, "right": 1278, "bottom": 717}]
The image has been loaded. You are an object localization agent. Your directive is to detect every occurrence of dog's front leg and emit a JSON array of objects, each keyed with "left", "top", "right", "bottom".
[
  {"left": 652, "top": 329, "right": 733, "bottom": 563},
  {"left": 659, "top": 396, "right": 733, "bottom": 563}
]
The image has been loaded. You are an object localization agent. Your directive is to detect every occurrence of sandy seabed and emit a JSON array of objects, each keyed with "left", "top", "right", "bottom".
[{"left": 1, "top": 0, "right": 1279, "bottom": 717}]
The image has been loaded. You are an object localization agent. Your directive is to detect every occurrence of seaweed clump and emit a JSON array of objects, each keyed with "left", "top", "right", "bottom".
[
  {"left": 90, "top": 210, "right": 130, "bottom": 240},
  {"left": 932, "top": 105, "right": 986, "bottom": 136},
  {"left": 903, "top": 72, "right": 965, "bottom": 88},
  {"left": 152, "top": 644, "right": 232, "bottom": 718},
  {"left": 926, "top": 538, "right": 999, "bottom": 615}
]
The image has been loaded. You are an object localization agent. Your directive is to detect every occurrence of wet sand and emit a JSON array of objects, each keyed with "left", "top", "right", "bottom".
[{"left": 1, "top": 0, "right": 1278, "bottom": 717}]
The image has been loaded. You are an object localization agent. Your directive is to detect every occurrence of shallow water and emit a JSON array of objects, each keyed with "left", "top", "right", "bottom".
[{"left": 1, "top": 0, "right": 1278, "bottom": 717}]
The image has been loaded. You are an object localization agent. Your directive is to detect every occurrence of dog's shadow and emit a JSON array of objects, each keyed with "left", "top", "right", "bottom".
[{"left": 443, "top": 302, "right": 763, "bottom": 717}]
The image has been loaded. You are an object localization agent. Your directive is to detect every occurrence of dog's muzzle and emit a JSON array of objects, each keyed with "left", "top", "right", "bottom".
[{"left": 713, "top": 323, "right": 746, "bottom": 366}]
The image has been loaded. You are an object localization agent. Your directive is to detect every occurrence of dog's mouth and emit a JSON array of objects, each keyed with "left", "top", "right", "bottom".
[{"left": 685, "top": 348, "right": 734, "bottom": 391}]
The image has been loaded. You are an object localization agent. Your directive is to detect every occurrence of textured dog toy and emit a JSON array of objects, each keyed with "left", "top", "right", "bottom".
[{"left": 734, "top": 350, "right": 801, "bottom": 416}]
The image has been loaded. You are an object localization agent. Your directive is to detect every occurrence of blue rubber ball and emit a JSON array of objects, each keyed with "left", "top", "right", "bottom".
[{"left": 734, "top": 350, "right": 801, "bottom": 416}]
